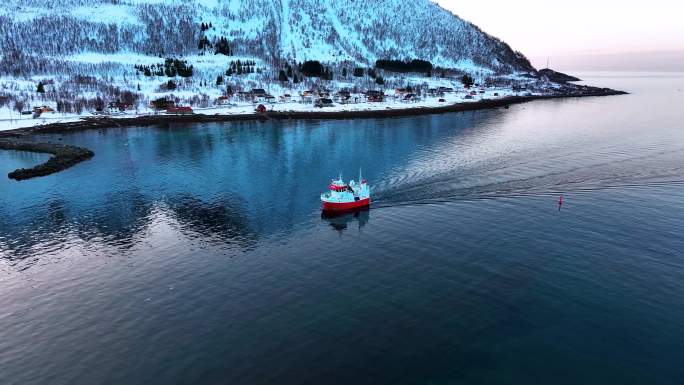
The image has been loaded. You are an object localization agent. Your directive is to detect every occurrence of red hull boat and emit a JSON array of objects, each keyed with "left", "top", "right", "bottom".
[
  {"left": 321, "top": 172, "right": 371, "bottom": 212},
  {"left": 321, "top": 197, "right": 371, "bottom": 211}
]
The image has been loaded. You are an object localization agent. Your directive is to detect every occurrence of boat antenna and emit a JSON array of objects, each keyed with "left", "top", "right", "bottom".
[{"left": 359, "top": 167, "right": 362, "bottom": 184}]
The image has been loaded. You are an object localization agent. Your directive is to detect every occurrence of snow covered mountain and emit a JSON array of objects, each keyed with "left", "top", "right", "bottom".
[{"left": 0, "top": 0, "right": 535, "bottom": 75}]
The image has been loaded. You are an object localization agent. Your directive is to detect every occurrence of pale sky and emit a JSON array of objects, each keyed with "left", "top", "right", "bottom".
[{"left": 435, "top": 0, "right": 684, "bottom": 67}]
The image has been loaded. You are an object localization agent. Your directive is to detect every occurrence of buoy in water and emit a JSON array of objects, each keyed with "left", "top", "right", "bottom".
[{"left": 558, "top": 195, "right": 564, "bottom": 211}]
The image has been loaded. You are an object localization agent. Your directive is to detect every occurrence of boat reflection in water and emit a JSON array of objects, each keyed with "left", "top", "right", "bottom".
[{"left": 320, "top": 207, "right": 370, "bottom": 233}]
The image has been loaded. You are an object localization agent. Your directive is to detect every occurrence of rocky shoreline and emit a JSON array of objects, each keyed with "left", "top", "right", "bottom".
[
  {"left": 0, "top": 139, "right": 95, "bottom": 181},
  {"left": 0, "top": 88, "right": 626, "bottom": 138},
  {"left": 0, "top": 88, "right": 625, "bottom": 180}
]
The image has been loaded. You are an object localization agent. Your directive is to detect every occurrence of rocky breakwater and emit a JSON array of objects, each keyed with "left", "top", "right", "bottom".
[{"left": 0, "top": 139, "right": 94, "bottom": 180}]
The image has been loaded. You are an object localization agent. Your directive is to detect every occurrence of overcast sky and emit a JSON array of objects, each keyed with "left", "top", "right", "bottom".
[{"left": 434, "top": 0, "right": 684, "bottom": 68}]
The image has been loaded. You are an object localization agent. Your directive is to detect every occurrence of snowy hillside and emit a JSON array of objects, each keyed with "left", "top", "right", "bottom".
[
  {"left": 0, "top": 0, "right": 581, "bottom": 130},
  {"left": 0, "top": 0, "right": 534, "bottom": 74}
]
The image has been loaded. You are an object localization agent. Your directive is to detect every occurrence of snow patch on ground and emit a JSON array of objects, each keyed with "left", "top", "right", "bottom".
[
  {"left": 70, "top": 4, "right": 141, "bottom": 25},
  {"left": 63, "top": 52, "right": 162, "bottom": 65},
  {"left": 0, "top": 87, "right": 528, "bottom": 132}
]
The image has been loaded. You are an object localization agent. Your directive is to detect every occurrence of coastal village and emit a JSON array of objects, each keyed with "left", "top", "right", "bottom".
[
  {"left": 0, "top": 0, "right": 618, "bottom": 133},
  {"left": 0, "top": 5, "right": 610, "bottom": 133},
  {"left": 0, "top": 62, "right": 598, "bottom": 132}
]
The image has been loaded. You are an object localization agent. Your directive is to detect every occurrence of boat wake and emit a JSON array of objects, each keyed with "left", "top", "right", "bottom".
[
  {"left": 373, "top": 179, "right": 684, "bottom": 209},
  {"left": 371, "top": 146, "right": 684, "bottom": 209}
]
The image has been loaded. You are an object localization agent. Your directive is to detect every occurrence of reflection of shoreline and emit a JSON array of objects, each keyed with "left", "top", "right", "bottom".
[
  {"left": 0, "top": 92, "right": 626, "bottom": 180},
  {"left": 1, "top": 194, "right": 257, "bottom": 265},
  {"left": 321, "top": 208, "right": 370, "bottom": 233}
]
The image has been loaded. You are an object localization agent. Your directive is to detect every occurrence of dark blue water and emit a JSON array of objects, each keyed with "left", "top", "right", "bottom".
[{"left": 1, "top": 73, "right": 684, "bottom": 384}]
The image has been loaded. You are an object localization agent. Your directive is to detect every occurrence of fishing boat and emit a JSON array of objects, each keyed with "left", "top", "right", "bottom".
[{"left": 321, "top": 170, "right": 370, "bottom": 212}]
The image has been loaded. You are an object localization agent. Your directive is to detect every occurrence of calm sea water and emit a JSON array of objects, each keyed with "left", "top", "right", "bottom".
[{"left": 1, "top": 73, "right": 684, "bottom": 385}]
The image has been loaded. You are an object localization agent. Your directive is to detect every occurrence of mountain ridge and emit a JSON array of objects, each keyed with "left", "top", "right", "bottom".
[{"left": 0, "top": 0, "right": 535, "bottom": 75}]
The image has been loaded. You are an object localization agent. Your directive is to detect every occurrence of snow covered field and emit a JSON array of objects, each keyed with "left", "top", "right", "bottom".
[{"left": 0, "top": 87, "right": 529, "bottom": 132}]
